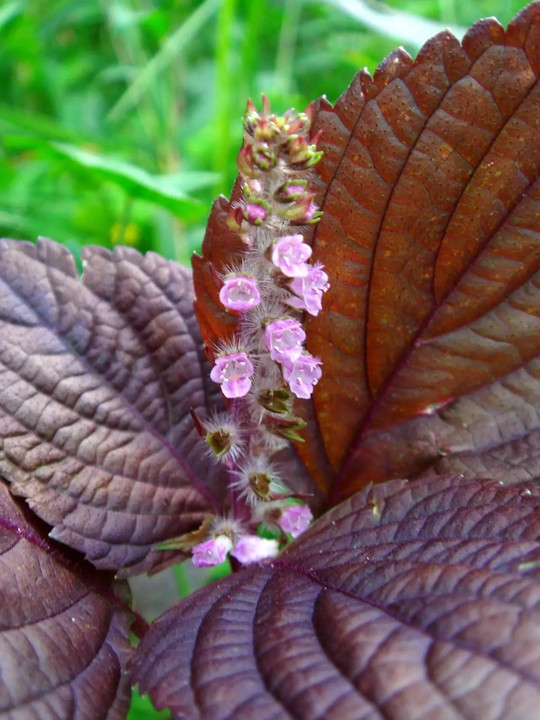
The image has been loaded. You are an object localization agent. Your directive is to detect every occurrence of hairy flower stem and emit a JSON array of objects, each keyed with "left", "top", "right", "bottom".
[{"left": 192, "top": 97, "right": 327, "bottom": 566}]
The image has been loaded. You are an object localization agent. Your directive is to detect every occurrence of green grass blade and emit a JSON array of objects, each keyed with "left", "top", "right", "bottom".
[
  {"left": 323, "top": 0, "right": 467, "bottom": 46},
  {"left": 213, "top": 0, "right": 237, "bottom": 194},
  {"left": 128, "top": 689, "right": 169, "bottom": 720},
  {"left": 107, "top": 0, "right": 222, "bottom": 123},
  {"left": 275, "top": 0, "right": 302, "bottom": 96},
  {"left": 50, "top": 142, "right": 204, "bottom": 219},
  {"left": 0, "top": 104, "right": 88, "bottom": 143},
  {"left": 0, "top": 1, "right": 23, "bottom": 30}
]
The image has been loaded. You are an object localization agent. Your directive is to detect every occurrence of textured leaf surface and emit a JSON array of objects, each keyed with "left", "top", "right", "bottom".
[
  {"left": 193, "top": 4, "right": 540, "bottom": 503},
  {"left": 305, "top": 2, "right": 540, "bottom": 500},
  {"left": 131, "top": 475, "right": 540, "bottom": 720},
  {"left": 0, "top": 481, "right": 131, "bottom": 720},
  {"left": 192, "top": 180, "right": 245, "bottom": 351},
  {"left": 0, "top": 238, "right": 223, "bottom": 574}
]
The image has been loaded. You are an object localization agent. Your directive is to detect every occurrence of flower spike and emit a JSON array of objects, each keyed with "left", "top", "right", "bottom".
[{"left": 188, "top": 98, "right": 329, "bottom": 566}]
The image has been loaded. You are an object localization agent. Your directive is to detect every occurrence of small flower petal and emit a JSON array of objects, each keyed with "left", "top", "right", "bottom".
[
  {"left": 210, "top": 352, "right": 254, "bottom": 398},
  {"left": 279, "top": 505, "right": 313, "bottom": 538},
  {"left": 271, "top": 234, "right": 312, "bottom": 277},
  {"left": 231, "top": 535, "right": 279, "bottom": 565},
  {"left": 192, "top": 535, "right": 233, "bottom": 567},
  {"left": 219, "top": 275, "right": 261, "bottom": 312},
  {"left": 264, "top": 317, "right": 306, "bottom": 363}
]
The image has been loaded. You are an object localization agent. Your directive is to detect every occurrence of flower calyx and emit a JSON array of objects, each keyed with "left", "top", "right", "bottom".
[
  {"left": 257, "top": 387, "right": 292, "bottom": 415},
  {"left": 263, "top": 414, "right": 307, "bottom": 443}
]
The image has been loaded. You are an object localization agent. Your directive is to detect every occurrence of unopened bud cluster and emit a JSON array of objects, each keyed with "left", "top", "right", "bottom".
[{"left": 190, "top": 98, "right": 329, "bottom": 568}]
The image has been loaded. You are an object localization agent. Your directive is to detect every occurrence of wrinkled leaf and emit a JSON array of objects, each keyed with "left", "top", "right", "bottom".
[
  {"left": 0, "top": 481, "right": 132, "bottom": 720},
  {"left": 193, "top": 4, "right": 540, "bottom": 504},
  {"left": 0, "top": 238, "right": 224, "bottom": 574},
  {"left": 131, "top": 475, "right": 540, "bottom": 720}
]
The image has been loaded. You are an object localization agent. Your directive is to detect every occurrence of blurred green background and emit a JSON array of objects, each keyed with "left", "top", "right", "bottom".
[
  {"left": 0, "top": 0, "right": 529, "bottom": 270},
  {"left": 0, "top": 1, "right": 530, "bottom": 717}
]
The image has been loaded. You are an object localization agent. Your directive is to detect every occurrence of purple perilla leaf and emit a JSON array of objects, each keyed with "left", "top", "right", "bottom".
[
  {"left": 131, "top": 475, "right": 540, "bottom": 720},
  {"left": 0, "top": 481, "right": 132, "bottom": 720},
  {"left": 0, "top": 238, "right": 225, "bottom": 575}
]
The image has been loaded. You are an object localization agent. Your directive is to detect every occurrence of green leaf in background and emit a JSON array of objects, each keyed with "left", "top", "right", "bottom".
[
  {"left": 324, "top": 0, "right": 467, "bottom": 45},
  {"left": 50, "top": 142, "right": 205, "bottom": 219},
  {"left": 128, "top": 689, "right": 170, "bottom": 720},
  {"left": 0, "top": 0, "right": 528, "bottom": 265}
]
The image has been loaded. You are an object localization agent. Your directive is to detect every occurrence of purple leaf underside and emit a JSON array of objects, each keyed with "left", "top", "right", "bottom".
[
  {"left": 131, "top": 475, "right": 540, "bottom": 720},
  {"left": 0, "top": 238, "right": 223, "bottom": 575},
  {"left": 0, "top": 482, "right": 132, "bottom": 720}
]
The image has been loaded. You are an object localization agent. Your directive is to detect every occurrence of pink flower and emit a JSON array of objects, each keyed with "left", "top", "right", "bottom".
[
  {"left": 288, "top": 263, "right": 329, "bottom": 316},
  {"left": 210, "top": 352, "right": 254, "bottom": 398},
  {"left": 279, "top": 505, "right": 313, "bottom": 538},
  {"left": 264, "top": 318, "right": 306, "bottom": 363},
  {"left": 192, "top": 535, "right": 233, "bottom": 567},
  {"left": 282, "top": 353, "right": 322, "bottom": 399},
  {"left": 271, "top": 235, "right": 312, "bottom": 277},
  {"left": 231, "top": 535, "right": 279, "bottom": 565},
  {"left": 219, "top": 275, "right": 261, "bottom": 312}
]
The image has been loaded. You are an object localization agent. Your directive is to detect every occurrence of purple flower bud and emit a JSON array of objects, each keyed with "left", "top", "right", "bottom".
[
  {"left": 210, "top": 351, "right": 254, "bottom": 398},
  {"left": 231, "top": 535, "right": 279, "bottom": 565},
  {"left": 284, "top": 183, "right": 306, "bottom": 197},
  {"left": 282, "top": 353, "right": 322, "bottom": 399},
  {"left": 279, "top": 195, "right": 321, "bottom": 225},
  {"left": 253, "top": 144, "right": 276, "bottom": 172},
  {"left": 274, "top": 179, "right": 308, "bottom": 203},
  {"left": 192, "top": 535, "right": 233, "bottom": 567},
  {"left": 219, "top": 275, "right": 261, "bottom": 312},
  {"left": 271, "top": 235, "right": 312, "bottom": 277},
  {"left": 243, "top": 200, "right": 269, "bottom": 225},
  {"left": 279, "top": 505, "right": 313, "bottom": 538},
  {"left": 288, "top": 263, "right": 330, "bottom": 316},
  {"left": 302, "top": 201, "right": 322, "bottom": 225},
  {"left": 265, "top": 317, "right": 306, "bottom": 363}
]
